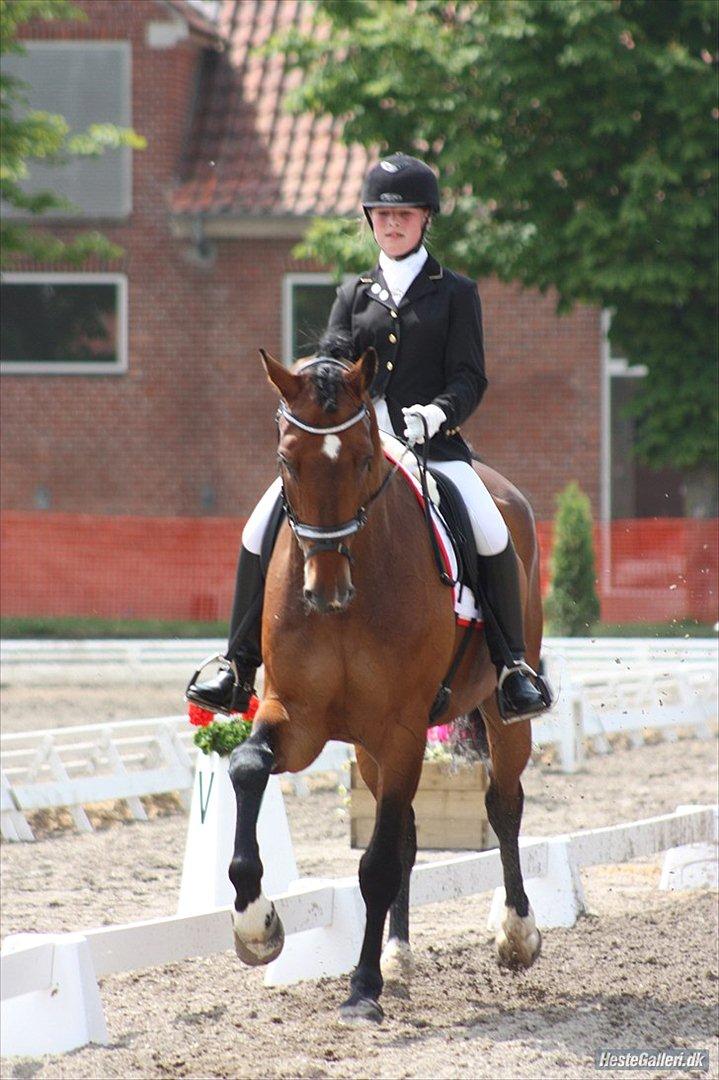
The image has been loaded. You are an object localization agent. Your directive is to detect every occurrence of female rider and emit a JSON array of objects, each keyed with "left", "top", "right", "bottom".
[{"left": 186, "top": 154, "right": 547, "bottom": 722}]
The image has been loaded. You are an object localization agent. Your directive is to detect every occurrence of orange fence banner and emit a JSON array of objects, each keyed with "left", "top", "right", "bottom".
[
  {"left": 1, "top": 512, "right": 244, "bottom": 623},
  {"left": 1, "top": 512, "right": 717, "bottom": 625}
]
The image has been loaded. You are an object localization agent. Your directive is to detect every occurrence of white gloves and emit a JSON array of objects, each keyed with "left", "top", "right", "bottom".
[{"left": 402, "top": 403, "right": 447, "bottom": 445}]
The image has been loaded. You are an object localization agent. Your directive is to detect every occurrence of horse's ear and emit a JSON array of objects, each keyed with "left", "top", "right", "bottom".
[
  {"left": 260, "top": 348, "right": 301, "bottom": 402},
  {"left": 346, "top": 348, "right": 377, "bottom": 398}
]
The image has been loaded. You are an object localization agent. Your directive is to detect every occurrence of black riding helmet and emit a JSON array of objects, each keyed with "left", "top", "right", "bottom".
[
  {"left": 362, "top": 154, "right": 440, "bottom": 258},
  {"left": 361, "top": 154, "right": 440, "bottom": 220}
]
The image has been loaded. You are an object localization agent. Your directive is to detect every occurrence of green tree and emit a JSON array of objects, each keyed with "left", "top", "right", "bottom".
[
  {"left": 272, "top": 0, "right": 718, "bottom": 512},
  {"left": 0, "top": 0, "right": 145, "bottom": 266},
  {"left": 545, "top": 482, "right": 601, "bottom": 636}
]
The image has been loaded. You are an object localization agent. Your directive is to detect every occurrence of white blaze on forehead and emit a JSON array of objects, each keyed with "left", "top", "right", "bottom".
[{"left": 322, "top": 434, "right": 342, "bottom": 461}]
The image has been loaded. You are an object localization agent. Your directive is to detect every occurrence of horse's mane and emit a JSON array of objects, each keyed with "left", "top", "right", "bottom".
[
  {"left": 308, "top": 331, "right": 355, "bottom": 414},
  {"left": 318, "top": 330, "right": 353, "bottom": 362}
]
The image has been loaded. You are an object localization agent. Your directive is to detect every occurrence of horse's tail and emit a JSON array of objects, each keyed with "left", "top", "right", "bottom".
[{"left": 466, "top": 706, "right": 491, "bottom": 766}]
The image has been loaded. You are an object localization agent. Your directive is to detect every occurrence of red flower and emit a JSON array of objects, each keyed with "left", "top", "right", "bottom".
[
  {"left": 188, "top": 703, "right": 214, "bottom": 727},
  {"left": 230, "top": 694, "right": 260, "bottom": 720}
]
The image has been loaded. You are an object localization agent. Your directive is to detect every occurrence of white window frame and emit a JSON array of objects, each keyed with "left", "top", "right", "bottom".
[
  {"left": 0, "top": 272, "right": 129, "bottom": 375},
  {"left": 8, "top": 40, "right": 133, "bottom": 218},
  {"left": 600, "top": 308, "right": 649, "bottom": 526},
  {"left": 282, "top": 272, "right": 353, "bottom": 366}
]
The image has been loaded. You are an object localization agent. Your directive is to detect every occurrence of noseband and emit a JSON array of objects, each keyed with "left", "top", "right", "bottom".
[{"left": 277, "top": 357, "right": 397, "bottom": 563}]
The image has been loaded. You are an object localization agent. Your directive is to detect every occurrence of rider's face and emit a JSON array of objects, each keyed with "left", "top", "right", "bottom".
[{"left": 370, "top": 206, "right": 429, "bottom": 259}]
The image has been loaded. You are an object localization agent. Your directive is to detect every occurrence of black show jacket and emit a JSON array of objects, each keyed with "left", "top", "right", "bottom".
[{"left": 326, "top": 254, "right": 487, "bottom": 464}]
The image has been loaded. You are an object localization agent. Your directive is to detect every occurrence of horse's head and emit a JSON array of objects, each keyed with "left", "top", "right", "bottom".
[{"left": 261, "top": 343, "right": 381, "bottom": 614}]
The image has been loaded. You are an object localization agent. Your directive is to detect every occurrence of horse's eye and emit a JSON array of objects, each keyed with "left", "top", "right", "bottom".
[{"left": 362, "top": 456, "right": 373, "bottom": 474}]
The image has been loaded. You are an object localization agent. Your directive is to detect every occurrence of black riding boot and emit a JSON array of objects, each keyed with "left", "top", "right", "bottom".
[
  {"left": 185, "top": 546, "right": 264, "bottom": 716},
  {"left": 478, "top": 539, "right": 548, "bottom": 721}
]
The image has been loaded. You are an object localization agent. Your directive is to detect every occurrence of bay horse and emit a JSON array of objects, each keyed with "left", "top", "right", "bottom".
[{"left": 229, "top": 344, "right": 543, "bottom": 1022}]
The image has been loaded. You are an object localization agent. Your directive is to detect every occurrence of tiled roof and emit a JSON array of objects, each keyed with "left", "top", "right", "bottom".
[{"left": 170, "top": 0, "right": 372, "bottom": 220}]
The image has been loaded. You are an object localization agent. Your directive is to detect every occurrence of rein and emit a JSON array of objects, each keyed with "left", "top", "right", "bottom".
[
  {"left": 276, "top": 361, "right": 477, "bottom": 722},
  {"left": 277, "top": 358, "right": 402, "bottom": 562}
]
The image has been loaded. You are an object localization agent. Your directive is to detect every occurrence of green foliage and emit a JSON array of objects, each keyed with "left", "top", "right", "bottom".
[
  {"left": 270, "top": 0, "right": 718, "bottom": 475},
  {"left": 545, "top": 482, "right": 601, "bottom": 636},
  {"left": 0, "top": 0, "right": 146, "bottom": 266},
  {"left": 0, "top": 615, "right": 229, "bottom": 638},
  {"left": 193, "top": 718, "right": 253, "bottom": 758},
  {"left": 3, "top": 614, "right": 712, "bottom": 640}
]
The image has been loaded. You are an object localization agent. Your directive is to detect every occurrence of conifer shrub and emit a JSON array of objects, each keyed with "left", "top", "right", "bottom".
[{"left": 545, "top": 482, "right": 601, "bottom": 636}]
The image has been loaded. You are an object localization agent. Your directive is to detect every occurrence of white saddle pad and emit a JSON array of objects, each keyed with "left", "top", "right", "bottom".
[{"left": 380, "top": 436, "right": 482, "bottom": 627}]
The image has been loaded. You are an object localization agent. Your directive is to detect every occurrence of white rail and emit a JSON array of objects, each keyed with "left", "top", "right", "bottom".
[
  {"left": 1, "top": 638, "right": 716, "bottom": 840},
  {"left": 1, "top": 804, "right": 715, "bottom": 1057},
  {"left": 2, "top": 636, "right": 715, "bottom": 684},
  {"left": 0, "top": 718, "right": 351, "bottom": 841}
]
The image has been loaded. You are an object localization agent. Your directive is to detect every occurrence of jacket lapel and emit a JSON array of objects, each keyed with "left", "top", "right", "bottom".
[
  {"left": 359, "top": 267, "right": 394, "bottom": 311},
  {"left": 398, "top": 254, "right": 443, "bottom": 309}
]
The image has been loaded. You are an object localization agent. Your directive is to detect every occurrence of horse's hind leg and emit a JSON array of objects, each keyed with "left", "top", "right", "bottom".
[
  {"left": 228, "top": 718, "right": 285, "bottom": 966},
  {"left": 341, "top": 737, "right": 424, "bottom": 1023},
  {"left": 482, "top": 702, "right": 542, "bottom": 970},
  {"left": 383, "top": 807, "right": 417, "bottom": 994}
]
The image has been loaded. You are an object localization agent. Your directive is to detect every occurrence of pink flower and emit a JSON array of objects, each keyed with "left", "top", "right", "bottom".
[{"left": 427, "top": 723, "right": 452, "bottom": 744}]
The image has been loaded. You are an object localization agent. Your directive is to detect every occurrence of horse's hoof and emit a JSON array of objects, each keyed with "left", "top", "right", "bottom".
[
  {"left": 339, "top": 996, "right": 384, "bottom": 1024},
  {"left": 495, "top": 906, "right": 542, "bottom": 970},
  {"left": 381, "top": 937, "right": 414, "bottom": 997},
  {"left": 232, "top": 907, "right": 285, "bottom": 967}
]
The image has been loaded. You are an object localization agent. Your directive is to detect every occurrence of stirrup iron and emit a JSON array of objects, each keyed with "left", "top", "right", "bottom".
[
  {"left": 496, "top": 660, "right": 553, "bottom": 725},
  {"left": 184, "top": 653, "right": 238, "bottom": 699},
  {"left": 184, "top": 652, "right": 240, "bottom": 712}
]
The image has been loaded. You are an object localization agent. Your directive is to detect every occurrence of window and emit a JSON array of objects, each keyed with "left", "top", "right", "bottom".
[
  {"left": 1, "top": 274, "right": 128, "bottom": 375},
  {"left": 282, "top": 274, "right": 345, "bottom": 364},
  {"left": 602, "top": 310, "right": 683, "bottom": 519},
  {"left": 2, "top": 42, "right": 132, "bottom": 218}
]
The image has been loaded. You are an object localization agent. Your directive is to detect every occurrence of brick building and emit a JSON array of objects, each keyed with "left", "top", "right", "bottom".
[
  {"left": 1, "top": 0, "right": 611, "bottom": 523},
  {"left": 2, "top": 0, "right": 710, "bottom": 625}
]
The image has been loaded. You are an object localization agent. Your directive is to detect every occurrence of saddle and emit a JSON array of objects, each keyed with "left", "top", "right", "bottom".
[{"left": 428, "top": 467, "right": 479, "bottom": 604}]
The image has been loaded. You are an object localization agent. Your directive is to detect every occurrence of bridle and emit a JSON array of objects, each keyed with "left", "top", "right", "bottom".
[{"left": 276, "top": 357, "right": 399, "bottom": 563}]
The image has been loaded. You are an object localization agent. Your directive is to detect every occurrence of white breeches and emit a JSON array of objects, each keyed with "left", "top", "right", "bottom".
[
  {"left": 429, "top": 459, "right": 508, "bottom": 556},
  {"left": 241, "top": 464, "right": 507, "bottom": 558},
  {"left": 242, "top": 476, "right": 283, "bottom": 555},
  {"left": 373, "top": 396, "right": 508, "bottom": 555}
]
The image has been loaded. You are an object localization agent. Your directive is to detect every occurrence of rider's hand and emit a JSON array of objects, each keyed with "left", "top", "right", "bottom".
[{"left": 402, "top": 403, "right": 447, "bottom": 445}]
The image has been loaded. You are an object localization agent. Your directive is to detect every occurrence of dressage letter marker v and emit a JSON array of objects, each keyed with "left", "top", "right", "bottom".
[{"left": 199, "top": 771, "right": 214, "bottom": 824}]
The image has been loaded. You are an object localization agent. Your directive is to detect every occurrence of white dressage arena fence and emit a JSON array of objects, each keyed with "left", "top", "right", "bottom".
[
  {"left": 0, "top": 718, "right": 350, "bottom": 842},
  {"left": 1, "top": 637, "right": 716, "bottom": 840},
  {"left": 535, "top": 636, "right": 717, "bottom": 771},
  {"left": 1, "top": 803, "right": 716, "bottom": 1058},
  {"left": 0, "top": 638, "right": 226, "bottom": 686}
]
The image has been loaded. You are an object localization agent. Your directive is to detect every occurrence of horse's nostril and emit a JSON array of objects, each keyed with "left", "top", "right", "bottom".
[{"left": 304, "top": 589, "right": 328, "bottom": 614}]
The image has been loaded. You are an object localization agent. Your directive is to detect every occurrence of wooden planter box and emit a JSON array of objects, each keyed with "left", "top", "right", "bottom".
[{"left": 350, "top": 759, "right": 498, "bottom": 851}]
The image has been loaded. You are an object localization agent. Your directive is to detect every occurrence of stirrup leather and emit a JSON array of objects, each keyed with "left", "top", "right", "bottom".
[{"left": 496, "top": 661, "right": 554, "bottom": 725}]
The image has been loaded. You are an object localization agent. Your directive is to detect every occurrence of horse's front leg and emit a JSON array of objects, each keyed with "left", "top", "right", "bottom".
[
  {"left": 341, "top": 739, "right": 423, "bottom": 1023},
  {"left": 228, "top": 719, "right": 285, "bottom": 966},
  {"left": 482, "top": 703, "right": 541, "bottom": 970}
]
